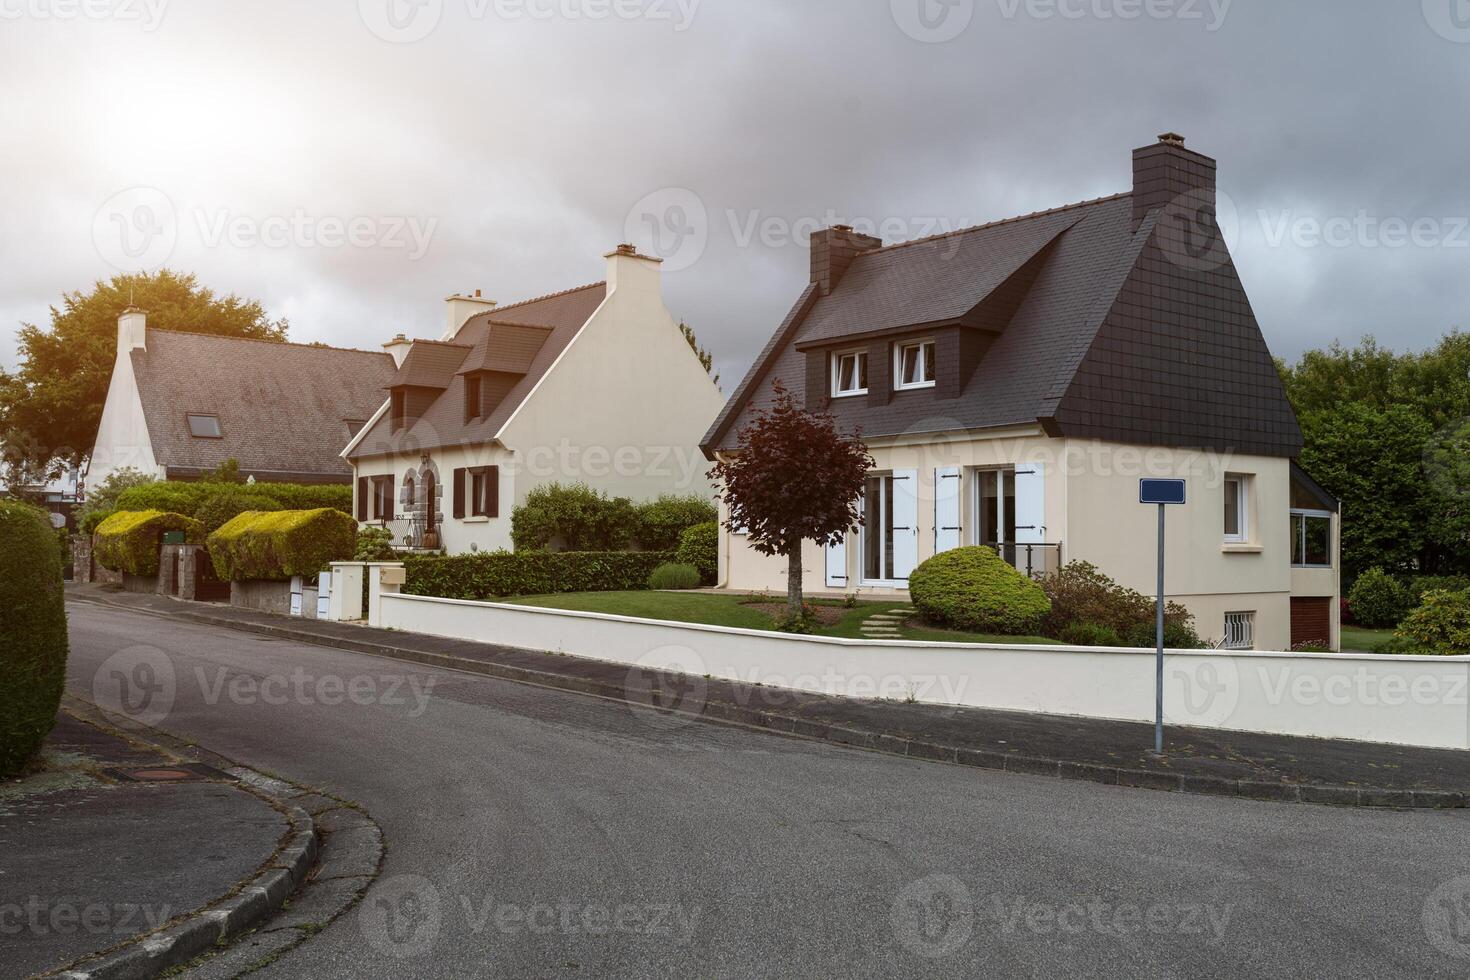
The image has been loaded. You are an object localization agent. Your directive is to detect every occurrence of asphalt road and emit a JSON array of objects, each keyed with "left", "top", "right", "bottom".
[{"left": 61, "top": 600, "right": 1470, "bottom": 979}]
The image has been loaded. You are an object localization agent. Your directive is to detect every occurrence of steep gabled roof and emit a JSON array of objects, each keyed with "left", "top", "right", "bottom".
[
  {"left": 131, "top": 330, "right": 397, "bottom": 481},
  {"left": 347, "top": 282, "right": 607, "bottom": 460}
]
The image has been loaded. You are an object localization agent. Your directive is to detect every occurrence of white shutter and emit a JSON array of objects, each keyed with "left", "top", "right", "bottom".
[
  {"left": 892, "top": 469, "right": 919, "bottom": 580},
  {"left": 934, "top": 467, "right": 962, "bottom": 554},
  {"left": 1013, "top": 462, "right": 1046, "bottom": 545},
  {"left": 825, "top": 533, "right": 848, "bottom": 589}
]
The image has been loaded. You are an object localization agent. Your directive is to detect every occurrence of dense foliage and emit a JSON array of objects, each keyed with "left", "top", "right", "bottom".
[
  {"left": 1346, "top": 567, "right": 1413, "bottom": 629},
  {"left": 710, "top": 382, "right": 873, "bottom": 617},
  {"left": 94, "top": 510, "right": 203, "bottom": 577},
  {"left": 1279, "top": 332, "right": 1470, "bottom": 580},
  {"left": 0, "top": 501, "right": 68, "bottom": 777},
  {"left": 404, "top": 551, "right": 675, "bottom": 601},
  {"left": 116, "top": 480, "right": 351, "bottom": 517},
  {"left": 648, "top": 562, "right": 703, "bottom": 591},
  {"left": 355, "top": 526, "right": 398, "bottom": 561},
  {"left": 207, "top": 508, "right": 357, "bottom": 581},
  {"left": 675, "top": 521, "right": 719, "bottom": 585},
  {"left": 1038, "top": 561, "right": 1200, "bottom": 645},
  {"left": 195, "top": 493, "right": 283, "bottom": 535},
  {"left": 75, "top": 466, "right": 155, "bottom": 533},
  {"left": 1395, "top": 589, "right": 1470, "bottom": 656},
  {"left": 0, "top": 270, "right": 288, "bottom": 483},
  {"left": 633, "top": 495, "right": 718, "bottom": 551},
  {"left": 511, "top": 482, "right": 638, "bottom": 552},
  {"left": 908, "top": 546, "right": 1052, "bottom": 635}
]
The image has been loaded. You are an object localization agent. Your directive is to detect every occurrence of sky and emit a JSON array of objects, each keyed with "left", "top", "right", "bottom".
[{"left": 2, "top": 0, "right": 1468, "bottom": 389}]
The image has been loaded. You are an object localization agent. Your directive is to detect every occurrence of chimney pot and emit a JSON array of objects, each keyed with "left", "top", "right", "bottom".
[
  {"left": 117, "top": 307, "right": 147, "bottom": 352},
  {"left": 810, "top": 225, "right": 882, "bottom": 296},
  {"left": 1131, "top": 134, "right": 1216, "bottom": 231},
  {"left": 1158, "top": 132, "right": 1186, "bottom": 146}
]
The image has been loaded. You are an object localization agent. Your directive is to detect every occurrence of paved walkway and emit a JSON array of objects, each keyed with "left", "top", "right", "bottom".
[
  {"left": 1, "top": 711, "right": 287, "bottom": 977},
  {"left": 67, "top": 584, "right": 1470, "bottom": 801},
  {"left": 857, "top": 604, "right": 917, "bottom": 638}
]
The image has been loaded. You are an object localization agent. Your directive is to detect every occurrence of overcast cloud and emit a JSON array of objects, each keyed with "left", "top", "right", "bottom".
[{"left": 2, "top": 0, "right": 1468, "bottom": 387}]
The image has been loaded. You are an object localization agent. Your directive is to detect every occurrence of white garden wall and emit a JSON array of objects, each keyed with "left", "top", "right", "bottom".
[{"left": 376, "top": 593, "right": 1470, "bottom": 751}]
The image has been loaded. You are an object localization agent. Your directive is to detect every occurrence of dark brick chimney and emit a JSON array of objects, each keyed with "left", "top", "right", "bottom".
[
  {"left": 810, "top": 225, "right": 882, "bottom": 296},
  {"left": 1132, "top": 133, "right": 1217, "bottom": 230}
]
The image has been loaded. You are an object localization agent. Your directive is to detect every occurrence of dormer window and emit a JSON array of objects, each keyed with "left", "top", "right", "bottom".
[
  {"left": 186, "top": 414, "right": 222, "bottom": 438},
  {"left": 895, "top": 340, "right": 936, "bottom": 390},
  {"left": 464, "top": 375, "right": 482, "bottom": 423},
  {"left": 391, "top": 389, "right": 406, "bottom": 431},
  {"left": 832, "top": 350, "right": 868, "bottom": 397}
]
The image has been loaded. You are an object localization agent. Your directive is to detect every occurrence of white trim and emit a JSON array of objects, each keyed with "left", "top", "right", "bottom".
[
  {"left": 494, "top": 291, "right": 613, "bottom": 440},
  {"left": 340, "top": 397, "right": 391, "bottom": 458},
  {"left": 1223, "top": 473, "right": 1250, "bottom": 544},
  {"left": 830, "top": 348, "right": 869, "bottom": 398},
  {"left": 893, "top": 338, "right": 936, "bottom": 391}
]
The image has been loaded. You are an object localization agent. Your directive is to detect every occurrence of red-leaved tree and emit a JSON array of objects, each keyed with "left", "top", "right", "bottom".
[{"left": 710, "top": 381, "right": 873, "bottom": 621}]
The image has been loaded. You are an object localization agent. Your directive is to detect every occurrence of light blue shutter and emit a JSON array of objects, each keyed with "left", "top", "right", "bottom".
[
  {"left": 892, "top": 469, "right": 920, "bottom": 579},
  {"left": 934, "top": 467, "right": 962, "bottom": 554},
  {"left": 1013, "top": 462, "right": 1046, "bottom": 545}
]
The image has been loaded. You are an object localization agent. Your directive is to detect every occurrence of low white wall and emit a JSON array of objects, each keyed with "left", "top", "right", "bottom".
[{"left": 379, "top": 594, "right": 1470, "bottom": 750}]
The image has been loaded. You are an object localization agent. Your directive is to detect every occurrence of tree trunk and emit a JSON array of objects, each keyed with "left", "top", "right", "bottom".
[{"left": 787, "top": 547, "right": 803, "bottom": 620}]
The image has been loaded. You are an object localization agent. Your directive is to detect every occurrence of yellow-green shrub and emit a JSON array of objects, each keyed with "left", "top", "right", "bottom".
[
  {"left": 207, "top": 508, "right": 357, "bottom": 581},
  {"left": 94, "top": 510, "right": 203, "bottom": 577},
  {"left": 909, "top": 546, "right": 1052, "bottom": 635}
]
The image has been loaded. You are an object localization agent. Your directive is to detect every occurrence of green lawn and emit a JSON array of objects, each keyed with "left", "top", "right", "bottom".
[
  {"left": 1340, "top": 625, "right": 1397, "bottom": 653},
  {"left": 505, "top": 591, "right": 1060, "bottom": 645}
]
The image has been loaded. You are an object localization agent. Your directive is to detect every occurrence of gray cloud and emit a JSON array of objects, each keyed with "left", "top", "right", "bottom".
[{"left": 1, "top": 0, "right": 1466, "bottom": 387}]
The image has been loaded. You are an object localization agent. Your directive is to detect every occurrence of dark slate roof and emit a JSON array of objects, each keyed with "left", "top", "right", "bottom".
[
  {"left": 392, "top": 340, "right": 472, "bottom": 389},
  {"left": 703, "top": 192, "right": 1303, "bottom": 459},
  {"left": 131, "top": 330, "right": 397, "bottom": 482},
  {"left": 347, "top": 282, "right": 607, "bottom": 459}
]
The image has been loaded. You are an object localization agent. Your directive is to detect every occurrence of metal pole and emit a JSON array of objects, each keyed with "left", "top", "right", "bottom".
[{"left": 1154, "top": 502, "right": 1165, "bottom": 756}]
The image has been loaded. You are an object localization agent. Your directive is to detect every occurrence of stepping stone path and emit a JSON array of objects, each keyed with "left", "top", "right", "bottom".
[{"left": 858, "top": 606, "right": 916, "bottom": 639}]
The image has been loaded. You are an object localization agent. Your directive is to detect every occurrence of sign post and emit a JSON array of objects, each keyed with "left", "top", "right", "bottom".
[{"left": 1138, "top": 479, "right": 1187, "bottom": 756}]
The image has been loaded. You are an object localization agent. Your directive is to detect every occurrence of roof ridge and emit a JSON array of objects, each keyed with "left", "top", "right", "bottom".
[
  {"left": 863, "top": 191, "right": 1131, "bottom": 256},
  {"left": 144, "top": 327, "right": 391, "bottom": 359},
  {"left": 490, "top": 280, "right": 607, "bottom": 314}
]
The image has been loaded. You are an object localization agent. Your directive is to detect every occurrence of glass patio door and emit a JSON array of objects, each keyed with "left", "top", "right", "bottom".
[{"left": 862, "top": 471, "right": 918, "bottom": 584}]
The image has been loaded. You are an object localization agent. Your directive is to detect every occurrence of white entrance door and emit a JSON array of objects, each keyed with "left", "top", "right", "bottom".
[{"left": 934, "top": 467, "right": 962, "bottom": 554}]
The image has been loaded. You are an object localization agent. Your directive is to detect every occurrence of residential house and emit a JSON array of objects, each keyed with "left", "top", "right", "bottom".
[
  {"left": 701, "top": 135, "right": 1341, "bottom": 652},
  {"left": 88, "top": 311, "right": 398, "bottom": 491},
  {"left": 343, "top": 245, "right": 725, "bottom": 554}
]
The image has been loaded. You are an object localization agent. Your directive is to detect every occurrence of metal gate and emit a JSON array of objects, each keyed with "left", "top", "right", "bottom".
[{"left": 194, "top": 548, "right": 232, "bottom": 602}]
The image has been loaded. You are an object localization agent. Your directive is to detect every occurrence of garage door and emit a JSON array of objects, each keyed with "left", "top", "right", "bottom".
[{"left": 1290, "top": 597, "right": 1333, "bottom": 649}]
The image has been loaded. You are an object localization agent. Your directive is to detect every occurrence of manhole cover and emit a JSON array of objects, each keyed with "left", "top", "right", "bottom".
[{"left": 103, "top": 764, "right": 236, "bottom": 783}]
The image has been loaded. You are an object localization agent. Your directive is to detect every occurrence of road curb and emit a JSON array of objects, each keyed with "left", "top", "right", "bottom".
[
  {"left": 51, "top": 700, "right": 385, "bottom": 980},
  {"left": 69, "top": 593, "right": 1470, "bottom": 811}
]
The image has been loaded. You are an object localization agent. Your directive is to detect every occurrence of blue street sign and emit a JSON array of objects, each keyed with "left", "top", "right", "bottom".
[{"left": 1139, "top": 479, "right": 1187, "bottom": 505}]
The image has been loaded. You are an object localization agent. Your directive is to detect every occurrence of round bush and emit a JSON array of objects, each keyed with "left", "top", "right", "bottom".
[
  {"left": 1059, "top": 622, "right": 1125, "bottom": 647},
  {"left": 1348, "top": 567, "right": 1412, "bottom": 628},
  {"left": 648, "top": 562, "right": 703, "bottom": 591},
  {"left": 675, "top": 521, "right": 718, "bottom": 585},
  {"left": 908, "top": 546, "right": 1051, "bottom": 635},
  {"left": 0, "top": 501, "right": 69, "bottom": 777},
  {"left": 1395, "top": 588, "right": 1470, "bottom": 656},
  {"left": 195, "top": 493, "right": 283, "bottom": 535}
]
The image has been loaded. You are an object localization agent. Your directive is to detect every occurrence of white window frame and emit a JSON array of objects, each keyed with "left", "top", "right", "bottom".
[
  {"left": 370, "top": 475, "right": 393, "bottom": 521},
  {"left": 1223, "top": 611, "right": 1255, "bottom": 650},
  {"left": 1290, "top": 509, "right": 1334, "bottom": 568},
  {"left": 831, "top": 349, "right": 869, "bottom": 398},
  {"left": 1223, "top": 474, "right": 1249, "bottom": 543},
  {"left": 894, "top": 339, "right": 936, "bottom": 391}
]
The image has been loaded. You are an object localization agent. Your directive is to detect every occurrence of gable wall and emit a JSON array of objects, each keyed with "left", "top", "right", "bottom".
[{"left": 88, "top": 346, "right": 162, "bottom": 490}]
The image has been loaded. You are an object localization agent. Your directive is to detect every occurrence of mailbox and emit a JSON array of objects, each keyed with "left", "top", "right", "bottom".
[{"left": 378, "top": 565, "right": 407, "bottom": 587}]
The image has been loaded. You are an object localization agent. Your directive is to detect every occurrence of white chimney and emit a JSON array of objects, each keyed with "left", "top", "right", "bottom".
[
  {"left": 383, "top": 333, "right": 413, "bottom": 367},
  {"left": 442, "top": 289, "right": 496, "bottom": 341},
  {"left": 605, "top": 243, "right": 663, "bottom": 297},
  {"left": 118, "top": 307, "right": 147, "bottom": 351}
]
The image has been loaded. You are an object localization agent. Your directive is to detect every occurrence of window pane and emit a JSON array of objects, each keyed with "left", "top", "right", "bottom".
[
  {"left": 923, "top": 342, "right": 935, "bottom": 383},
  {"left": 864, "top": 478, "right": 882, "bottom": 579},
  {"left": 187, "top": 414, "right": 221, "bottom": 438},
  {"left": 1290, "top": 514, "right": 1304, "bottom": 564},
  {"left": 856, "top": 353, "right": 867, "bottom": 390},
  {"left": 1304, "top": 516, "right": 1331, "bottom": 566},
  {"left": 884, "top": 477, "right": 895, "bottom": 580},
  {"left": 1224, "top": 479, "right": 1240, "bottom": 536},
  {"left": 902, "top": 345, "right": 919, "bottom": 385},
  {"left": 979, "top": 471, "right": 998, "bottom": 545}
]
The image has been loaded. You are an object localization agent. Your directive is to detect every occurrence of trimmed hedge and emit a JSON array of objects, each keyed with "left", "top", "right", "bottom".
[
  {"left": 116, "top": 480, "right": 351, "bottom": 519},
  {"left": 196, "top": 493, "right": 283, "bottom": 535},
  {"left": 909, "top": 546, "right": 1052, "bottom": 635},
  {"left": 511, "top": 483, "right": 637, "bottom": 552},
  {"left": 675, "top": 521, "right": 719, "bottom": 585},
  {"left": 0, "top": 501, "right": 68, "bottom": 777},
  {"left": 634, "top": 495, "right": 718, "bottom": 551},
  {"left": 405, "top": 551, "right": 676, "bottom": 600},
  {"left": 94, "top": 510, "right": 203, "bottom": 577},
  {"left": 208, "top": 509, "right": 357, "bottom": 581}
]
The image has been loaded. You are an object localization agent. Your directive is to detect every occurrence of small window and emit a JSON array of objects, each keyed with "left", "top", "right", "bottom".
[
  {"left": 1223, "top": 611, "right": 1255, "bottom": 650},
  {"left": 1223, "top": 475, "right": 1248, "bottom": 543},
  {"left": 832, "top": 350, "right": 868, "bottom": 397},
  {"left": 895, "top": 340, "right": 936, "bottom": 390},
  {"left": 465, "top": 376, "right": 482, "bottom": 423},
  {"left": 370, "top": 476, "right": 393, "bottom": 520},
  {"left": 186, "top": 414, "right": 222, "bottom": 439},
  {"left": 391, "top": 390, "right": 406, "bottom": 431},
  {"left": 469, "top": 466, "right": 499, "bottom": 518},
  {"left": 1291, "top": 511, "right": 1332, "bottom": 567}
]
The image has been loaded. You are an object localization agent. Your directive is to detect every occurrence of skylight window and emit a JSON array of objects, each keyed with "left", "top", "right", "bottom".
[{"left": 186, "top": 414, "right": 222, "bottom": 438}]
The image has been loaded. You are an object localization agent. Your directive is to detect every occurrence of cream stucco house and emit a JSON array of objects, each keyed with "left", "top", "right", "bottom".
[
  {"left": 343, "top": 245, "right": 725, "bottom": 555},
  {"left": 701, "top": 135, "right": 1341, "bottom": 652}
]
